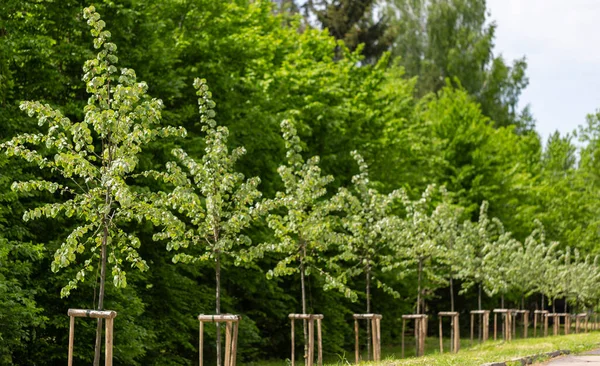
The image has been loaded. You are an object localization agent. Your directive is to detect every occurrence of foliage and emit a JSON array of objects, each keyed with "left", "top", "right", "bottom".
[
  {"left": 305, "top": 0, "right": 392, "bottom": 63},
  {"left": 2, "top": 5, "right": 185, "bottom": 297},
  {"left": 385, "top": 0, "right": 532, "bottom": 130},
  {"left": 259, "top": 120, "right": 346, "bottom": 301},
  {"left": 3, "top": 1, "right": 600, "bottom": 365},
  {"left": 330, "top": 150, "right": 403, "bottom": 307}
]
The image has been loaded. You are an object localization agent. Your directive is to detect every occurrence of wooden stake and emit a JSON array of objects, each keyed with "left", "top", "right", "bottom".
[
  {"left": 317, "top": 318, "right": 322, "bottom": 366},
  {"left": 401, "top": 319, "right": 406, "bottom": 358},
  {"left": 494, "top": 313, "right": 497, "bottom": 340},
  {"left": 68, "top": 316, "right": 75, "bottom": 366},
  {"left": 225, "top": 321, "right": 232, "bottom": 366},
  {"left": 231, "top": 322, "right": 239, "bottom": 366},
  {"left": 198, "top": 314, "right": 241, "bottom": 366},
  {"left": 66, "top": 309, "right": 117, "bottom": 366},
  {"left": 370, "top": 318, "right": 377, "bottom": 362},
  {"left": 354, "top": 319, "right": 359, "bottom": 364},
  {"left": 511, "top": 312, "right": 516, "bottom": 340},
  {"left": 470, "top": 313, "right": 474, "bottom": 346},
  {"left": 484, "top": 312, "right": 489, "bottom": 341},
  {"left": 376, "top": 317, "right": 381, "bottom": 360},
  {"left": 439, "top": 317, "right": 443, "bottom": 354},
  {"left": 419, "top": 317, "right": 426, "bottom": 356},
  {"left": 308, "top": 319, "right": 314, "bottom": 366},
  {"left": 454, "top": 315, "right": 460, "bottom": 352},
  {"left": 199, "top": 321, "right": 204, "bottom": 366},
  {"left": 291, "top": 319, "right": 295, "bottom": 366},
  {"left": 105, "top": 318, "right": 113, "bottom": 366}
]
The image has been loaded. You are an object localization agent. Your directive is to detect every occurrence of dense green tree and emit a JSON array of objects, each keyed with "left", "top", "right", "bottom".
[
  {"left": 398, "top": 185, "right": 452, "bottom": 314},
  {"left": 1, "top": 7, "right": 186, "bottom": 364},
  {"left": 0, "top": 238, "right": 45, "bottom": 364},
  {"left": 387, "top": 0, "right": 531, "bottom": 130},
  {"left": 305, "top": 0, "right": 392, "bottom": 62}
]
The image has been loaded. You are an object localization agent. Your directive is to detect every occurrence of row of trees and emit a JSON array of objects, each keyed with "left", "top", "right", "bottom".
[
  {"left": 4, "top": 8, "right": 600, "bottom": 365},
  {"left": 3, "top": 0, "right": 600, "bottom": 364}
]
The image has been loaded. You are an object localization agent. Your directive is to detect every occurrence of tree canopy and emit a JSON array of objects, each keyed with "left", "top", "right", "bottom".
[{"left": 2, "top": 1, "right": 600, "bottom": 365}]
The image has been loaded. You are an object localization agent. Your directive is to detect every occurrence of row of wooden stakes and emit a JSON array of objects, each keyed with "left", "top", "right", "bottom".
[
  {"left": 407, "top": 309, "right": 596, "bottom": 358},
  {"left": 65, "top": 308, "right": 598, "bottom": 366},
  {"left": 65, "top": 309, "right": 381, "bottom": 366}
]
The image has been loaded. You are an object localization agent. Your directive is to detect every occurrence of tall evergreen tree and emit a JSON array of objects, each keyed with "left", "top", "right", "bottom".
[{"left": 305, "top": 0, "right": 392, "bottom": 62}]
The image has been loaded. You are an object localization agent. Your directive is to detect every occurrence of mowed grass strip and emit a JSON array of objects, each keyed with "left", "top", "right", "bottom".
[
  {"left": 363, "top": 332, "right": 600, "bottom": 366},
  {"left": 244, "top": 332, "right": 600, "bottom": 366}
]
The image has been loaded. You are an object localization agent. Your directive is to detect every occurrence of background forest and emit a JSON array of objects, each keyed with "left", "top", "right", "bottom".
[{"left": 2, "top": 0, "right": 600, "bottom": 365}]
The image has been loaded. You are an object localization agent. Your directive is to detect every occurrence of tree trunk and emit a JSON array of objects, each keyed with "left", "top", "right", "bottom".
[
  {"left": 478, "top": 283, "right": 482, "bottom": 340},
  {"left": 521, "top": 294, "right": 525, "bottom": 310},
  {"left": 564, "top": 299, "right": 568, "bottom": 314},
  {"left": 478, "top": 283, "right": 482, "bottom": 311},
  {"left": 552, "top": 298, "right": 555, "bottom": 313},
  {"left": 450, "top": 277, "right": 455, "bottom": 312},
  {"left": 500, "top": 294, "right": 505, "bottom": 337},
  {"left": 300, "top": 243, "right": 308, "bottom": 361},
  {"left": 216, "top": 250, "right": 222, "bottom": 366},
  {"left": 366, "top": 260, "right": 371, "bottom": 360},
  {"left": 93, "top": 225, "right": 108, "bottom": 366},
  {"left": 541, "top": 294, "right": 545, "bottom": 311},
  {"left": 450, "top": 276, "right": 455, "bottom": 348},
  {"left": 94, "top": 131, "right": 113, "bottom": 366}
]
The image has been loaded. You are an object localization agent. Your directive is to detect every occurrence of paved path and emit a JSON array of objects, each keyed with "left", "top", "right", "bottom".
[{"left": 545, "top": 349, "right": 600, "bottom": 365}]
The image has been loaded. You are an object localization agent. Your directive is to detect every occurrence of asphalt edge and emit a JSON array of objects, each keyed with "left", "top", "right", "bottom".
[{"left": 480, "top": 349, "right": 571, "bottom": 366}]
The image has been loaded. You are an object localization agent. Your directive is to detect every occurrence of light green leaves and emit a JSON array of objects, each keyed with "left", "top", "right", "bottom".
[
  {"left": 156, "top": 78, "right": 263, "bottom": 268},
  {"left": 1, "top": 7, "right": 187, "bottom": 298},
  {"left": 261, "top": 119, "right": 348, "bottom": 300},
  {"left": 330, "top": 151, "right": 404, "bottom": 302}
]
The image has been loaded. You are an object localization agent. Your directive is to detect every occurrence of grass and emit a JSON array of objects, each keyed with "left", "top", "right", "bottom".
[{"left": 244, "top": 331, "right": 600, "bottom": 366}]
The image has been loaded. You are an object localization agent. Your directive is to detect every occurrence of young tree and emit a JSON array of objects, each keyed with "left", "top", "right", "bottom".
[
  {"left": 434, "top": 197, "right": 462, "bottom": 312},
  {"left": 1, "top": 7, "right": 185, "bottom": 365},
  {"left": 330, "top": 150, "right": 401, "bottom": 357},
  {"left": 523, "top": 221, "right": 560, "bottom": 310},
  {"left": 482, "top": 220, "right": 519, "bottom": 308},
  {"left": 261, "top": 120, "right": 347, "bottom": 353},
  {"left": 562, "top": 247, "right": 573, "bottom": 313},
  {"left": 148, "top": 78, "right": 263, "bottom": 366},
  {"left": 569, "top": 252, "right": 600, "bottom": 312},
  {"left": 542, "top": 249, "right": 566, "bottom": 313},
  {"left": 399, "top": 185, "right": 451, "bottom": 314},
  {"left": 455, "top": 201, "right": 494, "bottom": 310},
  {"left": 507, "top": 237, "right": 539, "bottom": 309}
]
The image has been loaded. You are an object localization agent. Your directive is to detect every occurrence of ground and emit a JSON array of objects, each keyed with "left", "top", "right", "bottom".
[
  {"left": 545, "top": 349, "right": 600, "bottom": 365},
  {"left": 245, "top": 331, "right": 600, "bottom": 365}
]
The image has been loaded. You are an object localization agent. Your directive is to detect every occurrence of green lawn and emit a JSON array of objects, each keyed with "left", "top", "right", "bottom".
[{"left": 245, "top": 331, "right": 600, "bottom": 366}]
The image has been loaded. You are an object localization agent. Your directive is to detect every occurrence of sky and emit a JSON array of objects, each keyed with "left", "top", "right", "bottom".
[{"left": 486, "top": 0, "right": 600, "bottom": 143}]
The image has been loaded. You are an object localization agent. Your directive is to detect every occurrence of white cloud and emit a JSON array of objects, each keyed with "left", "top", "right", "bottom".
[{"left": 487, "top": 0, "right": 600, "bottom": 142}]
